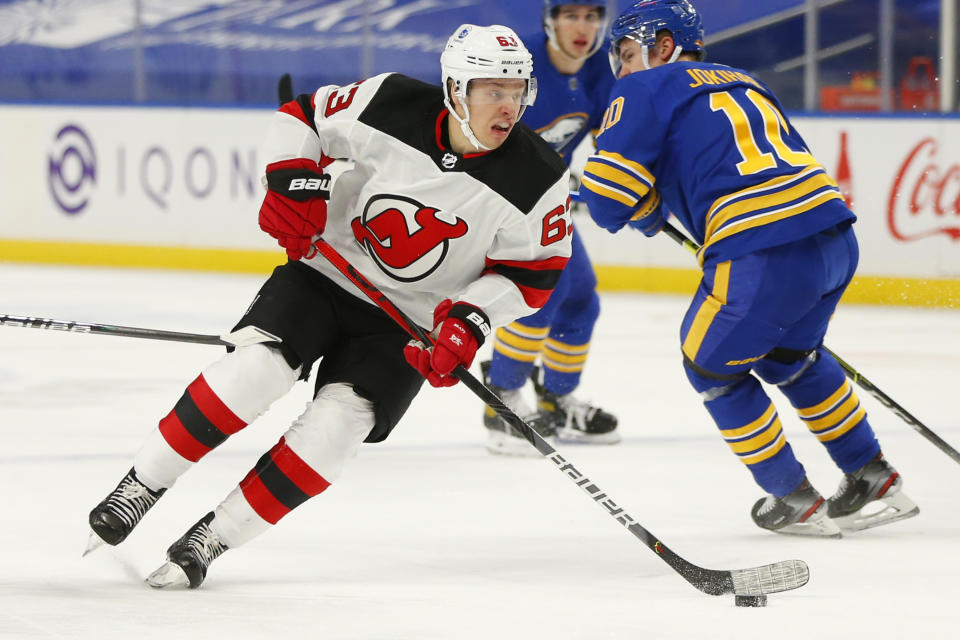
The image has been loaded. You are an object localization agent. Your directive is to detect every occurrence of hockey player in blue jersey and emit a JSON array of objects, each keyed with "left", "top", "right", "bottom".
[
  {"left": 482, "top": 0, "right": 621, "bottom": 456},
  {"left": 581, "top": 0, "right": 918, "bottom": 535}
]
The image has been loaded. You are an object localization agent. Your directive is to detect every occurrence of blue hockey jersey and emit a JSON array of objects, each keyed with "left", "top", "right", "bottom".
[
  {"left": 521, "top": 32, "right": 615, "bottom": 165},
  {"left": 581, "top": 61, "right": 855, "bottom": 266}
]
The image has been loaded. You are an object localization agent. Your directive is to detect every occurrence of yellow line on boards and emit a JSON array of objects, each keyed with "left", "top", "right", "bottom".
[
  {"left": 0, "top": 239, "right": 284, "bottom": 274},
  {"left": 594, "top": 265, "right": 960, "bottom": 309},
  {"left": 2, "top": 240, "right": 958, "bottom": 309}
]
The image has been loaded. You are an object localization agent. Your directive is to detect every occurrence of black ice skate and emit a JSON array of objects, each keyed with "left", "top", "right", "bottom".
[
  {"left": 480, "top": 361, "right": 556, "bottom": 457},
  {"left": 751, "top": 478, "right": 841, "bottom": 537},
  {"left": 531, "top": 368, "right": 620, "bottom": 445},
  {"left": 85, "top": 467, "right": 166, "bottom": 555},
  {"left": 146, "top": 512, "right": 229, "bottom": 589},
  {"left": 827, "top": 453, "right": 919, "bottom": 532}
]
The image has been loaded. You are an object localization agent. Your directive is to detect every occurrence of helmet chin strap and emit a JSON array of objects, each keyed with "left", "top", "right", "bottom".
[
  {"left": 445, "top": 96, "right": 490, "bottom": 152},
  {"left": 447, "top": 100, "right": 490, "bottom": 151}
]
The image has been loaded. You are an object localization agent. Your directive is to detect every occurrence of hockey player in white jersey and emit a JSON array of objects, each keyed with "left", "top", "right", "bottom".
[{"left": 85, "top": 24, "right": 571, "bottom": 589}]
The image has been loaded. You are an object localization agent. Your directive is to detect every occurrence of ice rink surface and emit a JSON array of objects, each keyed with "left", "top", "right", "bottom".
[{"left": 0, "top": 262, "right": 957, "bottom": 639}]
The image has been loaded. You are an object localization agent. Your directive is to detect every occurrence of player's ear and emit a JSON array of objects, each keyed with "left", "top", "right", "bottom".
[{"left": 656, "top": 33, "right": 676, "bottom": 63}]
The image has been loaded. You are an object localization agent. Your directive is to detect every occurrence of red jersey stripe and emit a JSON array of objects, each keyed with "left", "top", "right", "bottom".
[
  {"left": 485, "top": 255, "right": 569, "bottom": 272},
  {"left": 514, "top": 283, "right": 554, "bottom": 308},
  {"left": 279, "top": 99, "right": 311, "bottom": 126}
]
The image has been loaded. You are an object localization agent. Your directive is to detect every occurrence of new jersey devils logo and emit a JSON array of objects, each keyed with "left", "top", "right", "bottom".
[{"left": 352, "top": 194, "right": 468, "bottom": 281}]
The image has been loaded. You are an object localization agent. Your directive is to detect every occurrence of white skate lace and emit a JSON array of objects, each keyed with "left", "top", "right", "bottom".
[
  {"left": 756, "top": 495, "right": 779, "bottom": 515},
  {"left": 185, "top": 522, "right": 227, "bottom": 568},
  {"left": 105, "top": 476, "right": 161, "bottom": 529},
  {"left": 556, "top": 394, "right": 599, "bottom": 431}
]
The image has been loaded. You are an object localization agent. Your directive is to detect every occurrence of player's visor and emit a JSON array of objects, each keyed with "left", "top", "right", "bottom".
[{"left": 466, "top": 78, "right": 538, "bottom": 107}]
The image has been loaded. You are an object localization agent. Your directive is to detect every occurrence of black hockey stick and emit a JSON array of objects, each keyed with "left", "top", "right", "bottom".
[
  {"left": 0, "top": 313, "right": 279, "bottom": 348},
  {"left": 311, "top": 236, "right": 809, "bottom": 598},
  {"left": 658, "top": 221, "right": 960, "bottom": 465}
]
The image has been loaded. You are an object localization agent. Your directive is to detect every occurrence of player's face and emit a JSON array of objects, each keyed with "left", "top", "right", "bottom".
[
  {"left": 553, "top": 5, "right": 604, "bottom": 58},
  {"left": 616, "top": 37, "right": 665, "bottom": 77},
  {"left": 461, "top": 79, "right": 527, "bottom": 149}
]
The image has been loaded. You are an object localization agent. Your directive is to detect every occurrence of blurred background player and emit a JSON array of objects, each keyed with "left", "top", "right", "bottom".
[
  {"left": 85, "top": 24, "right": 571, "bottom": 588},
  {"left": 581, "top": 0, "right": 918, "bottom": 536},
  {"left": 482, "top": 0, "right": 620, "bottom": 456}
]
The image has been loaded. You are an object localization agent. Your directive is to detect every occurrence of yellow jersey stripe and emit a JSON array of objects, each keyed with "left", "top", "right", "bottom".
[
  {"left": 583, "top": 160, "right": 652, "bottom": 201},
  {"left": 594, "top": 150, "right": 655, "bottom": 186},
  {"left": 706, "top": 170, "right": 838, "bottom": 240},
  {"left": 699, "top": 190, "right": 844, "bottom": 262},
  {"left": 580, "top": 174, "right": 638, "bottom": 207},
  {"left": 682, "top": 260, "right": 731, "bottom": 361},
  {"left": 705, "top": 165, "right": 822, "bottom": 224}
]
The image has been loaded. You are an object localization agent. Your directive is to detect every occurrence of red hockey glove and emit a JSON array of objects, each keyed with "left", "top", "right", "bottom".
[
  {"left": 259, "top": 158, "right": 332, "bottom": 260},
  {"left": 403, "top": 299, "right": 491, "bottom": 388},
  {"left": 627, "top": 188, "right": 664, "bottom": 237}
]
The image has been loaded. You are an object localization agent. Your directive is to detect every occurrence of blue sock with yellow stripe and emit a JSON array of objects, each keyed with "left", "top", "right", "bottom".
[
  {"left": 488, "top": 322, "right": 549, "bottom": 390},
  {"left": 767, "top": 349, "right": 880, "bottom": 474},
  {"left": 540, "top": 335, "right": 590, "bottom": 395},
  {"left": 700, "top": 375, "right": 807, "bottom": 497}
]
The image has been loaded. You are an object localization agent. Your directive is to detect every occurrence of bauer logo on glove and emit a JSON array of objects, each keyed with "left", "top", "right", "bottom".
[
  {"left": 287, "top": 176, "right": 331, "bottom": 193},
  {"left": 403, "top": 299, "right": 491, "bottom": 388},
  {"left": 259, "top": 157, "right": 332, "bottom": 261}
]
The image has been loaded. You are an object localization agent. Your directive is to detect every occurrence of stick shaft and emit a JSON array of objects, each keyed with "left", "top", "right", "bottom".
[{"left": 0, "top": 314, "right": 227, "bottom": 346}]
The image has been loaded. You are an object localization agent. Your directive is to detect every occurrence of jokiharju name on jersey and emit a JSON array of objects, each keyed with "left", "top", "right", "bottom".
[{"left": 264, "top": 72, "right": 573, "bottom": 330}]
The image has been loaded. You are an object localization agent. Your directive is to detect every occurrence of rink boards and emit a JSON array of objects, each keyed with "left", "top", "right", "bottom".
[{"left": 0, "top": 104, "right": 957, "bottom": 306}]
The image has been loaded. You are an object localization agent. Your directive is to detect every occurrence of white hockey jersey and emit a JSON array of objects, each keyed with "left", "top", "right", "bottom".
[{"left": 262, "top": 72, "right": 572, "bottom": 330}]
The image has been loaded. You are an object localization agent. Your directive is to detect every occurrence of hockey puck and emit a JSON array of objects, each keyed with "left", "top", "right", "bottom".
[{"left": 734, "top": 594, "right": 767, "bottom": 607}]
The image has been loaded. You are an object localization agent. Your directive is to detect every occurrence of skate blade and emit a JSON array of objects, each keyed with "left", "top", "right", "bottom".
[
  {"left": 146, "top": 561, "right": 191, "bottom": 589},
  {"left": 556, "top": 428, "right": 622, "bottom": 445},
  {"left": 832, "top": 492, "right": 919, "bottom": 532},
  {"left": 83, "top": 531, "right": 106, "bottom": 557}
]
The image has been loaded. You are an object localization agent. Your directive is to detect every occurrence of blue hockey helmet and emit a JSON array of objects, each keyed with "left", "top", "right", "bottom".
[
  {"left": 609, "top": 0, "right": 705, "bottom": 75},
  {"left": 543, "top": 0, "right": 615, "bottom": 59}
]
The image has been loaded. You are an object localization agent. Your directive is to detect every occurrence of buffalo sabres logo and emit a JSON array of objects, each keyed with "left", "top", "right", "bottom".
[
  {"left": 351, "top": 194, "right": 468, "bottom": 282},
  {"left": 537, "top": 112, "right": 588, "bottom": 153}
]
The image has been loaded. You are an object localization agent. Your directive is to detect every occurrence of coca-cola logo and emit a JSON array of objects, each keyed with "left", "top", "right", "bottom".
[{"left": 888, "top": 138, "right": 960, "bottom": 241}]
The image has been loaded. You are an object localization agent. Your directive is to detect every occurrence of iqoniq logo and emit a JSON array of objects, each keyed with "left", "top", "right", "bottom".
[{"left": 48, "top": 124, "right": 96, "bottom": 214}]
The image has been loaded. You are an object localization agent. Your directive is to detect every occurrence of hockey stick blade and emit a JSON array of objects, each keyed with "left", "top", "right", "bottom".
[
  {"left": 310, "top": 237, "right": 809, "bottom": 597},
  {"left": 0, "top": 313, "right": 279, "bottom": 348}
]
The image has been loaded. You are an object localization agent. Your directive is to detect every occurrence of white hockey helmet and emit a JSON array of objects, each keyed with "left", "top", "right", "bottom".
[{"left": 440, "top": 24, "right": 537, "bottom": 151}]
